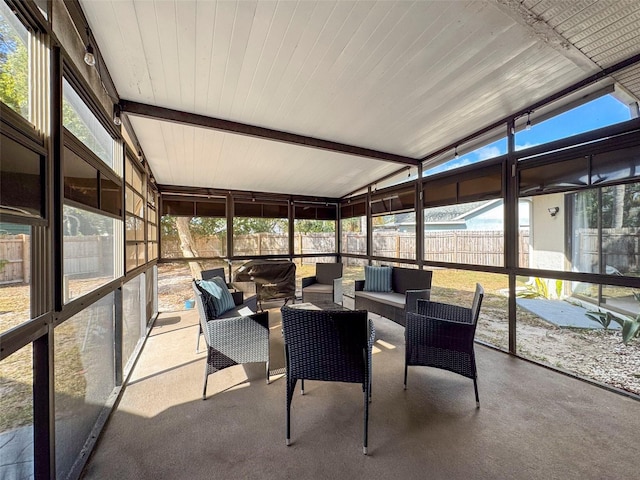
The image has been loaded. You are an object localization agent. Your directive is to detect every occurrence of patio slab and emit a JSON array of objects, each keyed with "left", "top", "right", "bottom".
[{"left": 516, "top": 298, "right": 620, "bottom": 329}]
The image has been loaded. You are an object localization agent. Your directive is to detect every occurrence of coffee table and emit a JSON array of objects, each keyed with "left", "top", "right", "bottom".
[{"left": 285, "top": 301, "right": 350, "bottom": 312}]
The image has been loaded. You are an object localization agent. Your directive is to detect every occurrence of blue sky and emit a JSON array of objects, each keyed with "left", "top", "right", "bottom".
[{"left": 425, "top": 94, "right": 632, "bottom": 176}]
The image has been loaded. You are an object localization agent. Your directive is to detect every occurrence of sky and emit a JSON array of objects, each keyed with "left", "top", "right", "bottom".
[{"left": 425, "top": 94, "right": 633, "bottom": 176}]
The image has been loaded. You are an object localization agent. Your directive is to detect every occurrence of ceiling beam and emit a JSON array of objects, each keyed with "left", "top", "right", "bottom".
[{"left": 119, "top": 100, "right": 419, "bottom": 166}]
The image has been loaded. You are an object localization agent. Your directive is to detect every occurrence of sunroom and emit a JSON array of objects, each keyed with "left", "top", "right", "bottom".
[{"left": 1, "top": 1, "right": 640, "bottom": 479}]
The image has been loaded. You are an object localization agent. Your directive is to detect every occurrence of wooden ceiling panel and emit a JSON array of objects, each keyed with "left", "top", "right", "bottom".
[
  {"left": 81, "top": 0, "right": 640, "bottom": 198},
  {"left": 128, "top": 116, "right": 398, "bottom": 198}
]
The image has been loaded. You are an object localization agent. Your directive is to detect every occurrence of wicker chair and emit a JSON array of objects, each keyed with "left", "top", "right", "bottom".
[
  {"left": 404, "top": 283, "right": 484, "bottom": 407},
  {"left": 192, "top": 282, "right": 270, "bottom": 400},
  {"left": 195, "top": 268, "right": 257, "bottom": 353},
  {"left": 281, "top": 305, "right": 375, "bottom": 455},
  {"left": 301, "top": 262, "right": 343, "bottom": 304}
]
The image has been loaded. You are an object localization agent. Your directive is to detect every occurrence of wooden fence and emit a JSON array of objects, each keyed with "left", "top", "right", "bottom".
[
  {"left": 0, "top": 235, "right": 113, "bottom": 284},
  {"left": 0, "top": 230, "right": 533, "bottom": 284},
  {"left": 0, "top": 235, "right": 30, "bottom": 284},
  {"left": 343, "top": 230, "right": 529, "bottom": 266},
  {"left": 574, "top": 228, "right": 640, "bottom": 274},
  {"left": 163, "top": 230, "right": 529, "bottom": 266},
  {"left": 63, "top": 236, "right": 114, "bottom": 278}
]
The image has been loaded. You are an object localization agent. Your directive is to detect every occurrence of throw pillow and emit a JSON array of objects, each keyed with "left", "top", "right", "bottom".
[
  {"left": 195, "top": 282, "right": 218, "bottom": 319},
  {"left": 198, "top": 277, "right": 236, "bottom": 316},
  {"left": 364, "top": 266, "right": 392, "bottom": 292}
]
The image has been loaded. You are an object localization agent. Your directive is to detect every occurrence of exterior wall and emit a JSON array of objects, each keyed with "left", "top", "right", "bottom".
[{"left": 529, "top": 193, "right": 565, "bottom": 271}]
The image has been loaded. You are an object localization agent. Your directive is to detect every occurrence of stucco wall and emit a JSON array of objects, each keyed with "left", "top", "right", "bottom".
[{"left": 529, "top": 193, "right": 565, "bottom": 270}]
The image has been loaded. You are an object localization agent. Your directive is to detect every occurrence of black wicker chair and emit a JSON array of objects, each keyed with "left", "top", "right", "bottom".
[
  {"left": 404, "top": 283, "right": 484, "bottom": 407},
  {"left": 281, "top": 305, "right": 375, "bottom": 454},
  {"left": 192, "top": 282, "right": 270, "bottom": 400}
]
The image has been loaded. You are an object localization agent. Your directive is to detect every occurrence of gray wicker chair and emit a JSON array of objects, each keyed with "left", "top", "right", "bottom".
[
  {"left": 192, "top": 282, "right": 270, "bottom": 400},
  {"left": 404, "top": 283, "right": 484, "bottom": 407},
  {"left": 301, "top": 262, "right": 343, "bottom": 304},
  {"left": 196, "top": 268, "right": 257, "bottom": 353},
  {"left": 281, "top": 305, "right": 375, "bottom": 455}
]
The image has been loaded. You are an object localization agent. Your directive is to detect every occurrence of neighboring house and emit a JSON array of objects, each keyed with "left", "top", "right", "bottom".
[
  {"left": 0, "top": 223, "right": 30, "bottom": 235},
  {"left": 384, "top": 200, "right": 531, "bottom": 232}
]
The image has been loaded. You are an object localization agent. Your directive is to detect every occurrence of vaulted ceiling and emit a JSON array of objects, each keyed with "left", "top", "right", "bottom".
[{"left": 79, "top": 0, "right": 640, "bottom": 198}]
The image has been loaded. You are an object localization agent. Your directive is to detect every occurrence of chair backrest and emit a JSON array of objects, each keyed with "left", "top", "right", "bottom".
[
  {"left": 281, "top": 306, "right": 367, "bottom": 384},
  {"left": 192, "top": 282, "right": 212, "bottom": 344},
  {"left": 471, "top": 283, "right": 484, "bottom": 325},
  {"left": 201, "top": 267, "right": 226, "bottom": 281},
  {"left": 392, "top": 267, "right": 432, "bottom": 294},
  {"left": 315, "top": 262, "right": 343, "bottom": 284}
]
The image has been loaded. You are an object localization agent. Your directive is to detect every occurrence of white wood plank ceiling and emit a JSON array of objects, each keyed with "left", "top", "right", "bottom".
[{"left": 80, "top": 0, "right": 640, "bottom": 198}]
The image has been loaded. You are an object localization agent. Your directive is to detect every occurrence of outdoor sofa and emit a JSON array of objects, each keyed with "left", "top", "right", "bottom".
[{"left": 355, "top": 266, "right": 432, "bottom": 326}]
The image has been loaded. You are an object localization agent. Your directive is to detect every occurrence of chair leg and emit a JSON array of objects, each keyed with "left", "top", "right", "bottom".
[
  {"left": 473, "top": 377, "right": 480, "bottom": 408},
  {"left": 403, "top": 362, "right": 408, "bottom": 390},
  {"left": 196, "top": 324, "right": 202, "bottom": 353},
  {"left": 301, "top": 379, "right": 305, "bottom": 395},
  {"left": 286, "top": 378, "right": 297, "bottom": 446},
  {"left": 266, "top": 360, "right": 270, "bottom": 384},
  {"left": 202, "top": 369, "right": 209, "bottom": 400},
  {"left": 363, "top": 387, "right": 369, "bottom": 455}
]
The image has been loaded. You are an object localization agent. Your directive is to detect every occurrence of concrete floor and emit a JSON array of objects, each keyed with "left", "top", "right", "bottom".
[{"left": 81, "top": 300, "right": 640, "bottom": 480}]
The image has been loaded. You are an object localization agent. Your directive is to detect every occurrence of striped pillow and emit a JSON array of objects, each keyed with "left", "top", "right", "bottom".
[
  {"left": 198, "top": 277, "right": 236, "bottom": 316},
  {"left": 364, "top": 266, "right": 392, "bottom": 292}
]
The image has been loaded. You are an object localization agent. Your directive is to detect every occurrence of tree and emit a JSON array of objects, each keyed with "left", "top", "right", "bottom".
[
  {"left": 294, "top": 219, "right": 335, "bottom": 233},
  {"left": 0, "top": 13, "right": 28, "bottom": 116},
  {"left": 175, "top": 216, "right": 204, "bottom": 278},
  {"left": 233, "top": 217, "right": 287, "bottom": 235},
  {"left": 342, "top": 217, "right": 363, "bottom": 233},
  {"left": 63, "top": 206, "right": 113, "bottom": 236}
]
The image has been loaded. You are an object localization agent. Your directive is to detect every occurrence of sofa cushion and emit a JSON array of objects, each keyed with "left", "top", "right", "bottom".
[
  {"left": 355, "top": 290, "right": 405, "bottom": 310},
  {"left": 364, "top": 266, "right": 392, "bottom": 292},
  {"left": 217, "top": 304, "right": 256, "bottom": 319},
  {"left": 198, "top": 277, "right": 236, "bottom": 316},
  {"left": 303, "top": 283, "right": 334, "bottom": 294}
]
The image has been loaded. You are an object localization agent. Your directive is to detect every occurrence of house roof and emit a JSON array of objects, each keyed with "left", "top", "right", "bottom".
[
  {"left": 423, "top": 200, "right": 497, "bottom": 223},
  {"left": 79, "top": 0, "right": 640, "bottom": 199}
]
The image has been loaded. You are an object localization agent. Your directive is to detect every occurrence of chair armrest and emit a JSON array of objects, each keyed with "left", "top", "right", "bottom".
[
  {"left": 366, "top": 319, "right": 376, "bottom": 372},
  {"left": 406, "top": 312, "right": 476, "bottom": 348},
  {"left": 405, "top": 289, "right": 431, "bottom": 313},
  {"left": 415, "top": 299, "right": 473, "bottom": 324},
  {"left": 231, "top": 291, "right": 244, "bottom": 306},
  {"left": 367, "top": 319, "right": 376, "bottom": 351},
  {"left": 248, "top": 310, "right": 269, "bottom": 329},
  {"left": 302, "top": 276, "right": 317, "bottom": 288},
  {"left": 332, "top": 277, "right": 343, "bottom": 304},
  {"left": 355, "top": 280, "right": 365, "bottom": 291}
]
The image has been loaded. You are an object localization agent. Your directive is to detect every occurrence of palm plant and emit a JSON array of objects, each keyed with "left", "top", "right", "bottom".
[{"left": 586, "top": 292, "right": 640, "bottom": 345}]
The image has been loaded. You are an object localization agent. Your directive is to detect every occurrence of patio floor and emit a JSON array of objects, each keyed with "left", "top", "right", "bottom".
[{"left": 81, "top": 299, "right": 639, "bottom": 480}]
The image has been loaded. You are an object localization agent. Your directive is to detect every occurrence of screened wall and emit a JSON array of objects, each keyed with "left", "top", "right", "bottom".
[
  {"left": 0, "top": 2, "right": 158, "bottom": 479},
  {"left": 1, "top": 1, "right": 640, "bottom": 479}
]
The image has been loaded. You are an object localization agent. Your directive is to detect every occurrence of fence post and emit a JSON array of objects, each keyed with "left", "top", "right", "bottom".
[{"left": 22, "top": 234, "right": 30, "bottom": 283}]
